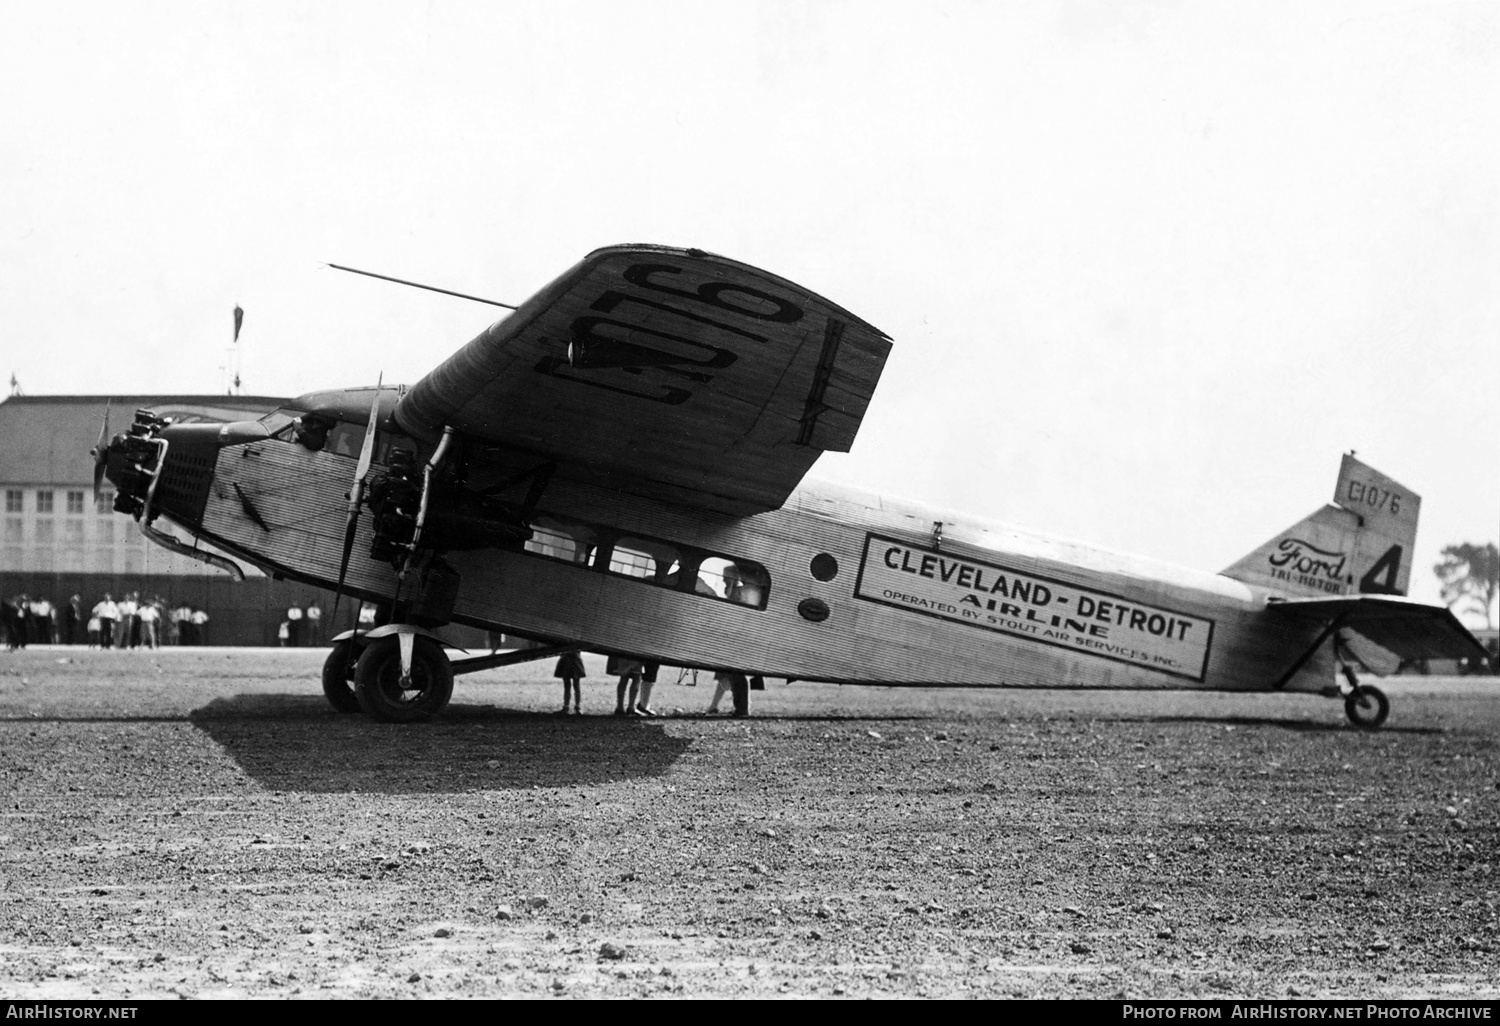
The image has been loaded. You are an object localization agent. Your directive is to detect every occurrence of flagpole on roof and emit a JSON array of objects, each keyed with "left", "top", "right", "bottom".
[{"left": 230, "top": 305, "right": 244, "bottom": 396}]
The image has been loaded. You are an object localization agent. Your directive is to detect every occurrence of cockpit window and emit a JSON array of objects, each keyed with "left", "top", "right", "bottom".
[
  {"left": 259, "top": 409, "right": 300, "bottom": 437},
  {"left": 321, "top": 421, "right": 373, "bottom": 458},
  {"left": 271, "top": 406, "right": 412, "bottom": 463},
  {"left": 293, "top": 413, "right": 337, "bottom": 452}
]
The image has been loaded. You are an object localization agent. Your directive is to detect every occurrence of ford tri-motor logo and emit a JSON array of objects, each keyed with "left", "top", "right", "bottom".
[{"left": 1267, "top": 538, "right": 1347, "bottom": 581}]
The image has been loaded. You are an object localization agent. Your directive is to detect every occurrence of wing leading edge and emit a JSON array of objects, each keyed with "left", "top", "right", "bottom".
[
  {"left": 1267, "top": 595, "right": 1490, "bottom": 664},
  {"left": 395, "top": 245, "right": 891, "bottom": 516}
]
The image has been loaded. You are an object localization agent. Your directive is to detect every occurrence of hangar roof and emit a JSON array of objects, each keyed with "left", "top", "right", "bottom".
[{"left": 0, "top": 395, "right": 285, "bottom": 487}]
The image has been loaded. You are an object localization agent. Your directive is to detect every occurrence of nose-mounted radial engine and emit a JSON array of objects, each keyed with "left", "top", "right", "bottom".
[
  {"left": 102, "top": 409, "right": 171, "bottom": 518},
  {"left": 96, "top": 408, "right": 248, "bottom": 579}
]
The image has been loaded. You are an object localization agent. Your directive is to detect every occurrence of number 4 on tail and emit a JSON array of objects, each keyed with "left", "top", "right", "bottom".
[{"left": 1359, "top": 544, "right": 1403, "bottom": 595}]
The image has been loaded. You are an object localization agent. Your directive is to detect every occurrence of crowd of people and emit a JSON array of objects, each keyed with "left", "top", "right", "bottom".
[
  {"left": 2, "top": 593, "right": 334, "bottom": 651},
  {"left": 2, "top": 592, "right": 210, "bottom": 649},
  {"left": 276, "top": 601, "right": 324, "bottom": 647}
]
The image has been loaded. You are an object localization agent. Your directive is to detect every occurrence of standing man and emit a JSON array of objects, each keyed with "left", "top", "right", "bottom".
[
  {"left": 171, "top": 603, "right": 192, "bottom": 645},
  {"left": 29, "top": 596, "right": 54, "bottom": 645},
  {"left": 189, "top": 607, "right": 209, "bottom": 646},
  {"left": 304, "top": 600, "right": 323, "bottom": 647},
  {"left": 137, "top": 599, "right": 160, "bottom": 649},
  {"left": 285, "top": 602, "right": 303, "bottom": 647},
  {"left": 1, "top": 596, "right": 19, "bottom": 650},
  {"left": 116, "top": 592, "right": 138, "bottom": 649},
  {"left": 10, "top": 595, "right": 29, "bottom": 648},
  {"left": 63, "top": 595, "right": 81, "bottom": 645},
  {"left": 94, "top": 593, "right": 117, "bottom": 650}
]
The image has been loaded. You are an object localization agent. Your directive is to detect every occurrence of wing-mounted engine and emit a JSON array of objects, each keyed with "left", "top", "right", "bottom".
[{"left": 364, "top": 430, "right": 535, "bottom": 627}]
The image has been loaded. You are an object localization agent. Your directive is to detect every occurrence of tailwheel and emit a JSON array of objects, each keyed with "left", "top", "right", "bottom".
[
  {"left": 354, "top": 635, "right": 454, "bottom": 723},
  {"left": 321, "top": 640, "right": 363, "bottom": 714},
  {"left": 1344, "top": 684, "right": 1390, "bottom": 730}
]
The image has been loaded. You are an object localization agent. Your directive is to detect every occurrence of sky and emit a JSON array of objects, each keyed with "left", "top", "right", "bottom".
[{"left": 2, "top": 0, "right": 1496, "bottom": 615}]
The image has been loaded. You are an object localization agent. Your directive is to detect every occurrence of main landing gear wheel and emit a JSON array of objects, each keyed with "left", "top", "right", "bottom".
[
  {"left": 1344, "top": 684, "right": 1390, "bottom": 730},
  {"left": 320, "top": 640, "right": 363, "bottom": 714},
  {"left": 353, "top": 635, "right": 454, "bottom": 723}
]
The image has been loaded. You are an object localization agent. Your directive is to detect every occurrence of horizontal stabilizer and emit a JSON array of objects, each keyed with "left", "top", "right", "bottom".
[{"left": 1267, "top": 595, "right": 1489, "bottom": 663}]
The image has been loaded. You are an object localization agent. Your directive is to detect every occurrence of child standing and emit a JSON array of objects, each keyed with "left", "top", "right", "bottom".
[
  {"left": 554, "top": 649, "right": 586, "bottom": 715},
  {"left": 611, "top": 656, "right": 644, "bottom": 716}
]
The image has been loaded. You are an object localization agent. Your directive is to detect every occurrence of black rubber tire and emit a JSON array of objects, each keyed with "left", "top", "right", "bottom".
[
  {"left": 353, "top": 635, "right": 454, "bottom": 723},
  {"left": 1344, "top": 684, "right": 1390, "bottom": 730},
  {"left": 320, "top": 640, "right": 363, "bottom": 714}
]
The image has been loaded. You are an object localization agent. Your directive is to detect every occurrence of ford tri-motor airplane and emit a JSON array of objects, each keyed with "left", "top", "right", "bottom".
[{"left": 96, "top": 245, "right": 1486, "bottom": 728}]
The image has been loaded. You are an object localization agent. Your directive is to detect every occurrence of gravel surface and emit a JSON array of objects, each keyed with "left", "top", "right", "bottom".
[{"left": 1, "top": 647, "right": 1496, "bottom": 1000}]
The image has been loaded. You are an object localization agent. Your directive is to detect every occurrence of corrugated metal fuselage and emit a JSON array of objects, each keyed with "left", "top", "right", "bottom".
[{"left": 152, "top": 434, "right": 1331, "bottom": 693}]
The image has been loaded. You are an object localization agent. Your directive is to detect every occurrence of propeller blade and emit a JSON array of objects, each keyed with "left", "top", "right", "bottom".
[
  {"left": 353, "top": 381, "right": 382, "bottom": 483},
  {"left": 330, "top": 512, "right": 361, "bottom": 627},
  {"left": 91, "top": 400, "right": 112, "bottom": 498},
  {"left": 330, "top": 387, "right": 384, "bottom": 626}
]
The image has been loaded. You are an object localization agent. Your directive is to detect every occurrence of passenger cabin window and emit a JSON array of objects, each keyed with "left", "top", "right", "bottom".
[
  {"left": 515, "top": 511, "right": 769, "bottom": 610},
  {"left": 697, "top": 556, "right": 770, "bottom": 608},
  {"left": 610, "top": 537, "right": 683, "bottom": 584},
  {"left": 525, "top": 516, "right": 596, "bottom": 565},
  {"left": 609, "top": 541, "right": 657, "bottom": 580}
]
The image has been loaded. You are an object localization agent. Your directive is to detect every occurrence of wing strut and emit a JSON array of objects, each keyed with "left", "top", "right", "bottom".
[
  {"left": 1271, "top": 610, "right": 1350, "bottom": 690},
  {"left": 404, "top": 425, "right": 457, "bottom": 574}
]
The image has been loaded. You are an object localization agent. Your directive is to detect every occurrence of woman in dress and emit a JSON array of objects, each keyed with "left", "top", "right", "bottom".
[{"left": 554, "top": 648, "right": 586, "bottom": 715}]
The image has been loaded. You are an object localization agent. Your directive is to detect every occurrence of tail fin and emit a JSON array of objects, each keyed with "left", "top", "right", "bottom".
[{"left": 1222, "top": 454, "right": 1420, "bottom": 597}]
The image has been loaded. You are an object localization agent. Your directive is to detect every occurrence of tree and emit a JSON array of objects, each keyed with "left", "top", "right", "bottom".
[{"left": 1434, "top": 542, "right": 1499, "bottom": 629}]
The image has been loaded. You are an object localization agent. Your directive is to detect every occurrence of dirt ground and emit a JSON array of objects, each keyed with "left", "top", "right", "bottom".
[{"left": 0, "top": 646, "right": 1496, "bottom": 1000}]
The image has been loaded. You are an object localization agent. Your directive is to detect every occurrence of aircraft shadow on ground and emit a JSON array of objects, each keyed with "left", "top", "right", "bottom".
[{"left": 188, "top": 694, "right": 694, "bottom": 795}]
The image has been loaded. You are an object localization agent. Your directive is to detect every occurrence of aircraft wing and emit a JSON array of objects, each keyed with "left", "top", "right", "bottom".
[
  {"left": 1266, "top": 595, "right": 1491, "bottom": 663},
  {"left": 394, "top": 245, "right": 891, "bottom": 516}
]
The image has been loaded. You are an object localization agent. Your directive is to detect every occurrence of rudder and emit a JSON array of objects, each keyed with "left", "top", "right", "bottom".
[{"left": 1221, "top": 454, "right": 1419, "bottom": 598}]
